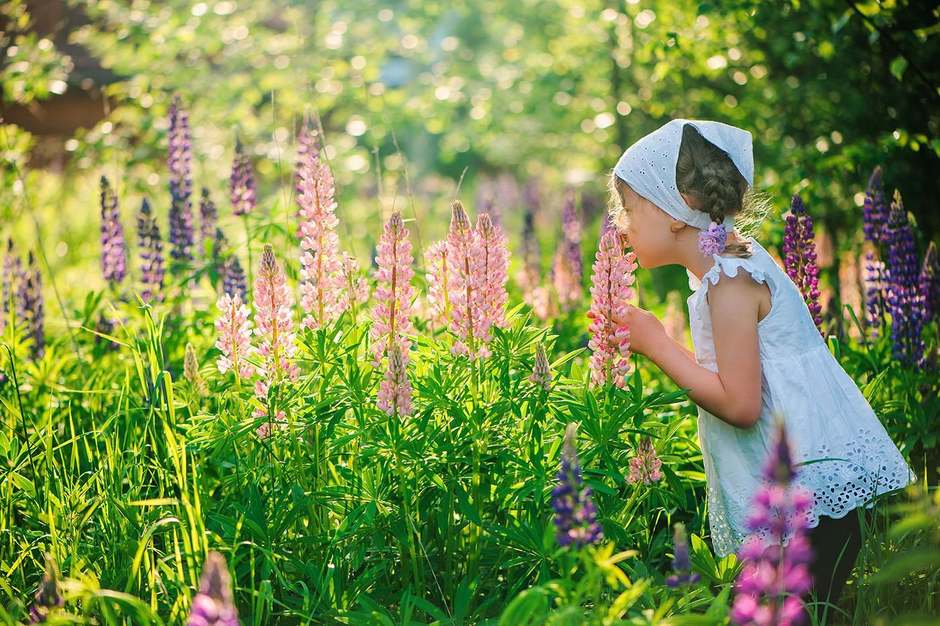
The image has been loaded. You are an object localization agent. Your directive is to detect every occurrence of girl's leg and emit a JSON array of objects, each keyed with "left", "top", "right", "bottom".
[{"left": 806, "top": 509, "right": 863, "bottom": 614}]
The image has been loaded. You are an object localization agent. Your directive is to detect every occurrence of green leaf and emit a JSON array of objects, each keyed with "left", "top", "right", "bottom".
[{"left": 890, "top": 56, "right": 908, "bottom": 81}]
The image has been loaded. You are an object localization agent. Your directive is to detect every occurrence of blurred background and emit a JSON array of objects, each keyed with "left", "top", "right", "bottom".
[{"left": 2, "top": 0, "right": 938, "bottom": 322}]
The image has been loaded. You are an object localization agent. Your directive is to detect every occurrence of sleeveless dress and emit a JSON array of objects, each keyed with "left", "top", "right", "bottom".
[{"left": 685, "top": 236, "right": 917, "bottom": 558}]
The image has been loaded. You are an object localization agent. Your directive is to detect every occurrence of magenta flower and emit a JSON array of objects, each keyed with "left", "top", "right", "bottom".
[
  {"left": 782, "top": 195, "right": 823, "bottom": 333},
  {"left": 99, "top": 176, "right": 127, "bottom": 285},
  {"left": 187, "top": 552, "right": 239, "bottom": 626},
  {"left": 628, "top": 437, "right": 663, "bottom": 484},
  {"left": 424, "top": 240, "right": 451, "bottom": 329},
  {"left": 377, "top": 343, "right": 413, "bottom": 416},
  {"left": 230, "top": 138, "right": 256, "bottom": 217},
  {"left": 370, "top": 211, "right": 415, "bottom": 368},
  {"left": 731, "top": 420, "right": 814, "bottom": 626},
  {"left": 215, "top": 292, "right": 254, "bottom": 380},
  {"left": 252, "top": 244, "right": 299, "bottom": 407},
  {"left": 530, "top": 343, "right": 551, "bottom": 390},
  {"left": 295, "top": 122, "right": 345, "bottom": 330},
  {"left": 587, "top": 229, "right": 636, "bottom": 388}
]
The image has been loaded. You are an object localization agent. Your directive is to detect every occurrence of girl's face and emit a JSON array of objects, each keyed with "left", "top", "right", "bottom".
[{"left": 613, "top": 182, "right": 682, "bottom": 268}]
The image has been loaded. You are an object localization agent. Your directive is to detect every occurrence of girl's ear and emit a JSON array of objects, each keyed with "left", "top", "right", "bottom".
[{"left": 669, "top": 219, "right": 687, "bottom": 234}]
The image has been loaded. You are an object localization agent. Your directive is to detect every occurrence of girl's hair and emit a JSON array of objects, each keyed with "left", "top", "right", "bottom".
[{"left": 608, "top": 123, "right": 771, "bottom": 258}]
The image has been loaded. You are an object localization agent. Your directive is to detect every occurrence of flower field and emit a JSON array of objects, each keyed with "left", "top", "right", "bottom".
[{"left": 2, "top": 95, "right": 939, "bottom": 625}]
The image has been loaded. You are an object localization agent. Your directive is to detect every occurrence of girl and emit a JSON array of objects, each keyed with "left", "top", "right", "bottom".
[{"left": 606, "top": 119, "right": 916, "bottom": 611}]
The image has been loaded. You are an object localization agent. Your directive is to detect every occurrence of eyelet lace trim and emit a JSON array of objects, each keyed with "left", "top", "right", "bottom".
[{"left": 707, "top": 426, "right": 917, "bottom": 558}]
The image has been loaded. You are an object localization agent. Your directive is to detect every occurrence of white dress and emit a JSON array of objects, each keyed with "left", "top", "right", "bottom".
[{"left": 685, "top": 236, "right": 917, "bottom": 558}]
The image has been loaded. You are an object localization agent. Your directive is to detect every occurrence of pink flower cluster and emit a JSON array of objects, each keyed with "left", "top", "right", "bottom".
[
  {"left": 377, "top": 344, "right": 413, "bottom": 416},
  {"left": 447, "top": 201, "right": 509, "bottom": 359},
  {"left": 370, "top": 212, "right": 415, "bottom": 367},
  {"left": 214, "top": 293, "right": 254, "bottom": 380},
  {"left": 253, "top": 244, "right": 299, "bottom": 404},
  {"left": 295, "top": 123, "right": 345, "bottom": 330},
  {"left": 628, "top": 437, "right": 663, "bottom": 484},
  {"left": 424, "top": 240, "right": 451, "bottom": 329},
  {"left": 587, "top": 229, "right": 636, "bottom": 388}
]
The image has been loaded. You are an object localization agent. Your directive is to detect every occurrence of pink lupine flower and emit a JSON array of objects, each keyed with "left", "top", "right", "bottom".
[
  {"left": 731, "top": 419, "right": 814, "bottom": 626},
  {"left": 447, "top": 201, "right": 496, "bottom": 358},
  {"left": 530, "top": 343, "right": 551, "bottom": 390},
  {"left": 476, "top": 212, "right": 509, "bottom": 336},
  {"left": 296, "top": 122, "right": 345, "bottom": 330},
  {"left": 424, "top": 240, "right": 451, "bottom": 329},
  {"left": 215, "top": 293, "right": 254, "bottom": 380},
  {"left": 370, "top": 212, "right": 415, "bottom": 367},
  {"left": 253, "top": 244, "right": 299, "bottom": 397},
  {"left": 255, "top": 410, "right": 287, "bottom": 439},
  {"left": 586, "top": 229, "right": 636, "bottom": 388},
  {"left": 377, "top": 343, "right": 412, "bottom": 416},
  {"left": 628, "top": 437, "right": 663, "bottom": 484}
]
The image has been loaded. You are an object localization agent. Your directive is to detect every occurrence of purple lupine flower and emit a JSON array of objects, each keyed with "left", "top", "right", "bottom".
[
  {"left": 168, "top": 95, "right": 194, "bottom": 263},
  {"left": 17, "top": 251, "right": 44, "bottom": 359},
  {"left": 222, "top": 255, "right": 247, "bottom": 301},
  {"left": 199, "top": 187, "right": 218, "bottom": 254},
  {"left": 230, "top": 138, "right": 256, "bottom": 217},
  {"left": 137, "top": 198, "right": 165, "bottom": 303},
  {"left": 553, "top": 188, "right": 583, "bottom": 312},
  {"left": 731, "top": 419, "right": 814, "bottom": 626},
  {"left": 863, "top": 252, "right": 887, "bottom": 338},
  {"left": 29, "top": 554, "right": 63, "bottom": 624},
  {"left": 552, "top": 422, "right": 604, "bottom": 548},
  {"left": 1, "top": 238, "right": 19, "bottom": 332},
  {"left": 884, "top": 190, "right": 926, "bottom": 366},
  {"left": 187, "top": 551, "right": 239, "bottom": 626},
  {"left": 99, "top": 176, "right": 127, "bottom": 285},
  {"left": 782, "top": 195, "right": 823, "bottom": 333},
  {"left": 919, "top": 241, "right": 939, "bottom": 325},
  {"left": 862, "top": 166, "right": 889, "bottom": 245},
  {"left": 665, "top": 522, "right": 700, "bottom": 587}
]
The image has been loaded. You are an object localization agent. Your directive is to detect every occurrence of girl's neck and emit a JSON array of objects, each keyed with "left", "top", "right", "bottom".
[{"left": 680, "top": 232, "right": 748, "bottom": 281}]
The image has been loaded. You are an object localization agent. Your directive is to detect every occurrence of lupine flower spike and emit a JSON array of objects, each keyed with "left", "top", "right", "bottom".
[
  {"left": 530, "top": 343, "right": 551, "bottom": 390},
  {"left": 863, "top": 252, "right": 887, "bottom": 337},
  {"left": 731, "top": 419, "right": 814, "bottom": 626},
  {"left": 628, "top": 436, "right": 663, "bottom": 485},
  {"left": 99, "top": 176, "right": 127, "bottom": 285},
  {"left": 29, "top": 553, "right": 63, "bottom": 624},
  {"left": 187, "top": 551, "right": 239, "bottom": 626},
  {"left": 199, "top": 188, "right": 218, "bottom": 254},
  {"left": 252, "top": 244, "right": 299, "bottom": 412},
  {"left": 215, "top": 292, "right": 254, "bottom": 381},
  {"left": 377, "top": 343, "right": 413, "bottom": 416},
  {"left": 447, "top": 201, "right": 484, "bottom": 358},
  {"left": 424, "top": 240, "right": 451, "bottom": 329},
  {"left": 782, "top": 195, "right": 823, "bottom": 333},
  {"left": 2, "top": 238, "right": 20, "bottom": 334},
  {"left": 553, "top": 188, "right": 583, "bottom": 311},
  {"left": 921, "top": 242, "right": 940, "bottom": 324},
  {"left": 168, "top": 94, "right": 194, "bottom": 264},
  {"left": 517, "top": 191, "right": 542, "bottom": 311},
  {"left": 586, "top": 229, "right": 636, "bottom": 388},
  {"left": 552, "top": 422, "right": 603, "bottom": 548},
  {"left": 18, "top": 251, "right": 44, "bottom": 359},
  {"left": 137, "top": 198, "right": 165, "bottom": 303},
  {"left": 862, "top": 166, "right": 889, "bottom": 245},
  {"left": 230, "top": 138, "right": 256, "bottom": 217},
  {"left": 222, "top": 256, "right": 247, "bottom": 302},
  {"left": 296, "top": 121, "right": 345, "bottom": 329},
  {"left": 370, "top": 211, "right": 415, "bottom": 367},
  {"left": 475, "top": 212, "right": 509, "bottom": 356},
  {"left": 666, "top": 523, "right": 700, "bottom": 587},
  {"left": 185, "top": 342, "right": 206, "bottom": 396},
  {"left": 884, "top": 190, "right": 926, "bottom": 366},
  {"left": 339, "top": 252, "right": 369, "bottom": 322}
]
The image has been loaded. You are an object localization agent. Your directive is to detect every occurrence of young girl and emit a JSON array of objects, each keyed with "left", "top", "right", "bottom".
[{"left": 607, "top": 119, "right": 916, "bottom": 609}]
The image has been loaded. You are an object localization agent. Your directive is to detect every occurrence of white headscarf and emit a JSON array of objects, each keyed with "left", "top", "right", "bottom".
[{"left": 612, "top": 119, "right": 754, "bottom": 230}]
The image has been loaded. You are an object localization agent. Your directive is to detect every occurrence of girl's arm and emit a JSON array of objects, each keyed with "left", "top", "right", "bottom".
[{"left": 621, "top": 273, "right": 764, "bottom": 429}]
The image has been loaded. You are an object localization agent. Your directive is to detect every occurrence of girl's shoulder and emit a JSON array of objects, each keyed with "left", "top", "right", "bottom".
[{"left": 688, "top": 238, "right": 777, "bottom": 296}]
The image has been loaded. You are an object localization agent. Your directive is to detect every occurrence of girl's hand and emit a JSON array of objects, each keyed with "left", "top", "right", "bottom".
[{"left": 588, "top": 304, "right": 668, "bottom": 358}]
